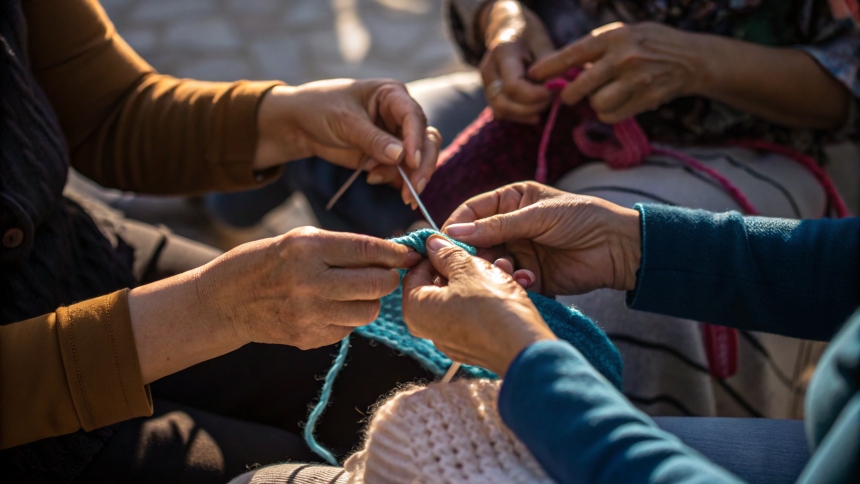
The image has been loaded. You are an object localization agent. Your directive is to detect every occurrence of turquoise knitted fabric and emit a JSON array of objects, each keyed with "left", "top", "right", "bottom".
[{"left": 303, "top": 229, "right": 623, "bottom": 464}]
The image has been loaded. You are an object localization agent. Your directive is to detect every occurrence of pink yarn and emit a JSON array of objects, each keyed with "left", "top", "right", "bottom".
[
  {"left": 537, "top": 70, "right": 851, "bottom": 219},
  {"left": 534, "top": 70, "right": 851, "bottom": 379}
]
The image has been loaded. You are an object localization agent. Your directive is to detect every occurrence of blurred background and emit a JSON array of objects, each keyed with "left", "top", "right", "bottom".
[{"left": 72, "top": 0, "right": 470, "bottom": 249}]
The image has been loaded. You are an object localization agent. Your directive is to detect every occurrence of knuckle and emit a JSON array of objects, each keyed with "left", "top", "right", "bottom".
[{"left": 359, "top": 238, "right": 380, "bottom": 262}]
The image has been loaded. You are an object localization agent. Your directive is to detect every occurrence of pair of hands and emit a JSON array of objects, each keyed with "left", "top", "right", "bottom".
[
  {"left": 254, "top": 79, "right": 442, "bottom": 208},
  {"left": 194, "top": 182, "right": 639, "bottom": 377},
  {"left": 481, "top": 0, "right": 707, "bottom": 124},
  {"left": 401, "top": 182, "right": 641, "bottom": 375}
]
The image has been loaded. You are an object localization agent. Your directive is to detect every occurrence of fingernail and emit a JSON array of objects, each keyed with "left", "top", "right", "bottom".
[
  {"left": 384, "top": 143, "right": 404, "bottom": 162},
  {"left": 445, "top": 223, "right": 476, "bottom": 237},
  {"left": 416, "top": 177, "right": 427, "bottom": 194},
  {"left": 367, "top": 174, "right": 384, "bottom": 185},
  {"left": 426, "top": 236, "right": 453, "bottom": 252},
  {"left": 516, "top": 277, "right": 531, "bottom": 288},
  {"left": 410, "top": 149, "right": 421, "bottom": 169}
]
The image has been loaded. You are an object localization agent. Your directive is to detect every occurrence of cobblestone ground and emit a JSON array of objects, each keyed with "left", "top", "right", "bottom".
[{"left": 86, "top": 0, "right": 469, "bottom": 248}]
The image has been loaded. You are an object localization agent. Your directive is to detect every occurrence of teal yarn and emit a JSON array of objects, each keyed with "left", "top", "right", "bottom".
[
  {"left": 302, "top": 335, "right": 351, "bottom": 465},
  {"left": 302, "top": 229, "right": 622, "bottom": 463}
]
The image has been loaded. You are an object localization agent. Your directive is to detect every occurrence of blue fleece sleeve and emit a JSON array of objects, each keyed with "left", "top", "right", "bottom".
[
  {"left": 499, "top": 340, "right": 742, "bottom": 483},
  {"left": 627, "top": 205, "right": 860, "bottom": 341}
]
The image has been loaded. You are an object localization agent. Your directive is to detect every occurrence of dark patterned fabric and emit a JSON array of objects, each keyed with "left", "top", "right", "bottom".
[
  {"left": 0, "top": 0, "right": 136, "bottom": 480},
  {"left": 447, "top": 0, "right": 860, "bottom": 156}
]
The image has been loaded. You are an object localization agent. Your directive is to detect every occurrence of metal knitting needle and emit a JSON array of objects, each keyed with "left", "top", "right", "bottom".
[
  {"left": 396, "top": 165, "right": 438, "bottom": 231},
  {"left": 326, "top": 161, "right": 460, "bottom": 381},
  {"left": 325, "top": 157, "right": 371, "bottom": 211}
]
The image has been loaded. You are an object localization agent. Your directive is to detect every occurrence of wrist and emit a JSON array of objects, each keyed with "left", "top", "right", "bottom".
[
  {"left": 685, "top": 31, "right": 729, "bottom": 98},
  {"left": 613, "top": 207, "right": 642, "bottom": 292},
  {"left": 253, "top": 85, "right": 312, "bottom": 171},
  {"left": 483, "top": 0, "right": 525, "bottom": 49}
]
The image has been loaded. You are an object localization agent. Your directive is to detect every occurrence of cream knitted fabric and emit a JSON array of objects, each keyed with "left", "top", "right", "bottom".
[{"left": 343, "top": 379, "right": 553, "bottom": 483}]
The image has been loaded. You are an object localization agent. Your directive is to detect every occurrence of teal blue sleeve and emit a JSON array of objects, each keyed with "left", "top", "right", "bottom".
[
  {"left": 499, "top": 340, "right": 742, "bottom": 483},
  {"left": 627, "top": 205, "right": 860, "bottom": 341}
]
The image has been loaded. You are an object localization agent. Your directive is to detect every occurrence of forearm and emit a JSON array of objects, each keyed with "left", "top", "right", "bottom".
[
  {"left": 127, "top": 265, "right": 244, "bottom": 384},
  {"left": 694, "top": 33, "right": 850, "bottom": 129},
  {"left": 27, "top": 0, "right": 283, "bottom": 194},
  {"left": 628, "top": 204, "right": 860, "bottom": 340},
  {"left": 500, "top": 340, "right": 741, "bottom": 483},
  {"left": 0, "top": 291, "right": 152, "bottom": 449}
]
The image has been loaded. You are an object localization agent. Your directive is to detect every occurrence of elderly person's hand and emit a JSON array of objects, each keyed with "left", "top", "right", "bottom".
[
  {"left": 253, "top": 79, "right": 442, "bottom": 205},
  {"left": 528, "top": 22, "right": 706, "bottom": 124},
  {"left": 442, "top": 181, "right": 641, "bottom": 296},
  {"left": 402, "top": 235, "right": 556, "bottom": 375},
  {"left": 478, "top": 0, "right": 555, "bottom": 124},
  {"left": 129, "top": 229, "right": 421, "bottom": 383},
  {"left": 528, "top": 20, "right": 849, "bottom": 128}
]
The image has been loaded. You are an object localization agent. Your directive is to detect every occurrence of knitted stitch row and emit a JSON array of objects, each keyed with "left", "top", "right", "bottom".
[{"left": 303, "top": 229, "right": 623, "bottom": 464}]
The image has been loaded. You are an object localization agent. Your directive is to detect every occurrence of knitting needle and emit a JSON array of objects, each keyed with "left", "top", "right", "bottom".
[
  {"left": 441, "top": 362, "right": 460, "bottom": 383},
  {"left": 396, "top": 165, "right": 438, "bottom": 231},
  {"left": 326, "top": 161, "right": 460, "bottom": 381},
  {"left": 325, "top": 157, "right": 371, "bottom": 211}
]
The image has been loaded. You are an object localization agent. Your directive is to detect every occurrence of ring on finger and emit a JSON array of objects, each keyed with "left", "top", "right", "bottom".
[{"left": 486, "top": 79, "right": 503, "bottom": 98}]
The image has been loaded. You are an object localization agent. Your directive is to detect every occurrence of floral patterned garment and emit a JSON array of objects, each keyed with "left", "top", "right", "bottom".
[{"left": 446, "top": 0, "right": 860, "bottom": 156}]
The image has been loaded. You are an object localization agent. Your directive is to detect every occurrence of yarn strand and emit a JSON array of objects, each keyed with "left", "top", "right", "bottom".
[{"left": 304, "top": 335, "right": 352, "bottom": 465}]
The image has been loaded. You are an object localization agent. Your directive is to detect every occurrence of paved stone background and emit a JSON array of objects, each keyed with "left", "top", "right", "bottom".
[
  {"left": 100, "top": 0, "right": 465, "bottom": 85},
  {"left": 81, "top": 0, "right": 470, "bottom": 249}
]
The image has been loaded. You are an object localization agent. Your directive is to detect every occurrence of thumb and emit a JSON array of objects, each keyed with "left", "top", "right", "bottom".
[
  {"left": 445, "top": 206, "right": 542, "bottom": 247},
  {"left": 345, "top": 117, "right": 405, "bottom": 165},
  {"left": 425, "top": 235, "right": 476, "bottom": 282}
]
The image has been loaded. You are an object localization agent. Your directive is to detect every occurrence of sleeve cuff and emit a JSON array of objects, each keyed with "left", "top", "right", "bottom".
[
  {"left": 213, "top": 80, "right": 285, "bottom": 187},
  {"left": 56, "top": 289, "right": 152, "bottom": 431}
]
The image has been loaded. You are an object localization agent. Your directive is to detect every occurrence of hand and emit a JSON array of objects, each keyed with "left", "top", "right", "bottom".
[
  {"left": 443, "top": 181, "right": 641, "bottom": 296},
  {"left": 479, "top": 0, "right": 555, "bottom": 123},
  {"left": 254, "top": 79, "right": 441, "bottom": 205},
  {"left": 529, "top": 22, "right": 708, "bottom": 124},
  {"left": 196, "top": 227, "right": 422, "bottom": 350},
  {"left": 402, "top": 235, "right": 556, "bottom": 375}
]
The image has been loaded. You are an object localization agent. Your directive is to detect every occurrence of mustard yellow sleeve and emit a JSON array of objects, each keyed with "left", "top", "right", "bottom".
[
  {"left": 23, "top": 0, "right": 283, "bottom": 195},
  {"left": 0, "top": 290, "right": 152, "bottom": 449}
]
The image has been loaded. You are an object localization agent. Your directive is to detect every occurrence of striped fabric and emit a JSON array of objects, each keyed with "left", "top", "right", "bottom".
[{"left": 556, "top": 145, "right": 830, "bottom": 419}]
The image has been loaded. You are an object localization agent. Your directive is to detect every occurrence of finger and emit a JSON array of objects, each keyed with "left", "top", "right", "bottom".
[
  {"left": 598, "top": 87, "right": 663, "bottom": 124},
  {"left": 445, "top": 204, "right": 546, "bottom": 247},
  {"left": 343, "top": 117, "right": 406, "bottom": 166},
  {"left": 497, "top": 50, "right": 552, "bottom": 105},
  {"left": 588, "top": 80, "right": 635, "bottom": 119},
  {"left": 493, "top": 258, "right": 514, "bottom": 275},
  {"left": 559, "top": 60, "right": 615, "bottom": 106},
  {"left": 512, "top": 268, "right": 536, "bottom": 288},
  {"left": 529, "top": 34, "right": 606, "bottom": 81},
  {"left": 298, "top": 325, "right": 354, "bottom": 350},
  {"left": 322, "top": 267, "right": 401, "bottom": 301},
  {"left": 374, "top": 84, "right": 427, "bottom": 170},
  {"left": 425, "top": 235, "right": 479, "bottom": 282},
  {"left": 400, "top": 126, "right": 442, "bottom": 205},
  {"left": 492, "top": 95, "right": 548, "bottom": 122},
  {"left": 411, "top": 127, "right": 442, "bottom": 195},
  {"left": 402, "top": 259, "right": 436, "bottom": 291},
  {"left": 366, "top": 165, "right": 400, "bottom": 185},
  {"left": 330, "top": 300, "right": 384, "bottom": 327},
  {"left": 443, "top": 182, "right": 533, "bottom": 229},
  {"left": 320, "top": 232, "right": 422, "bottom": 268}
]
